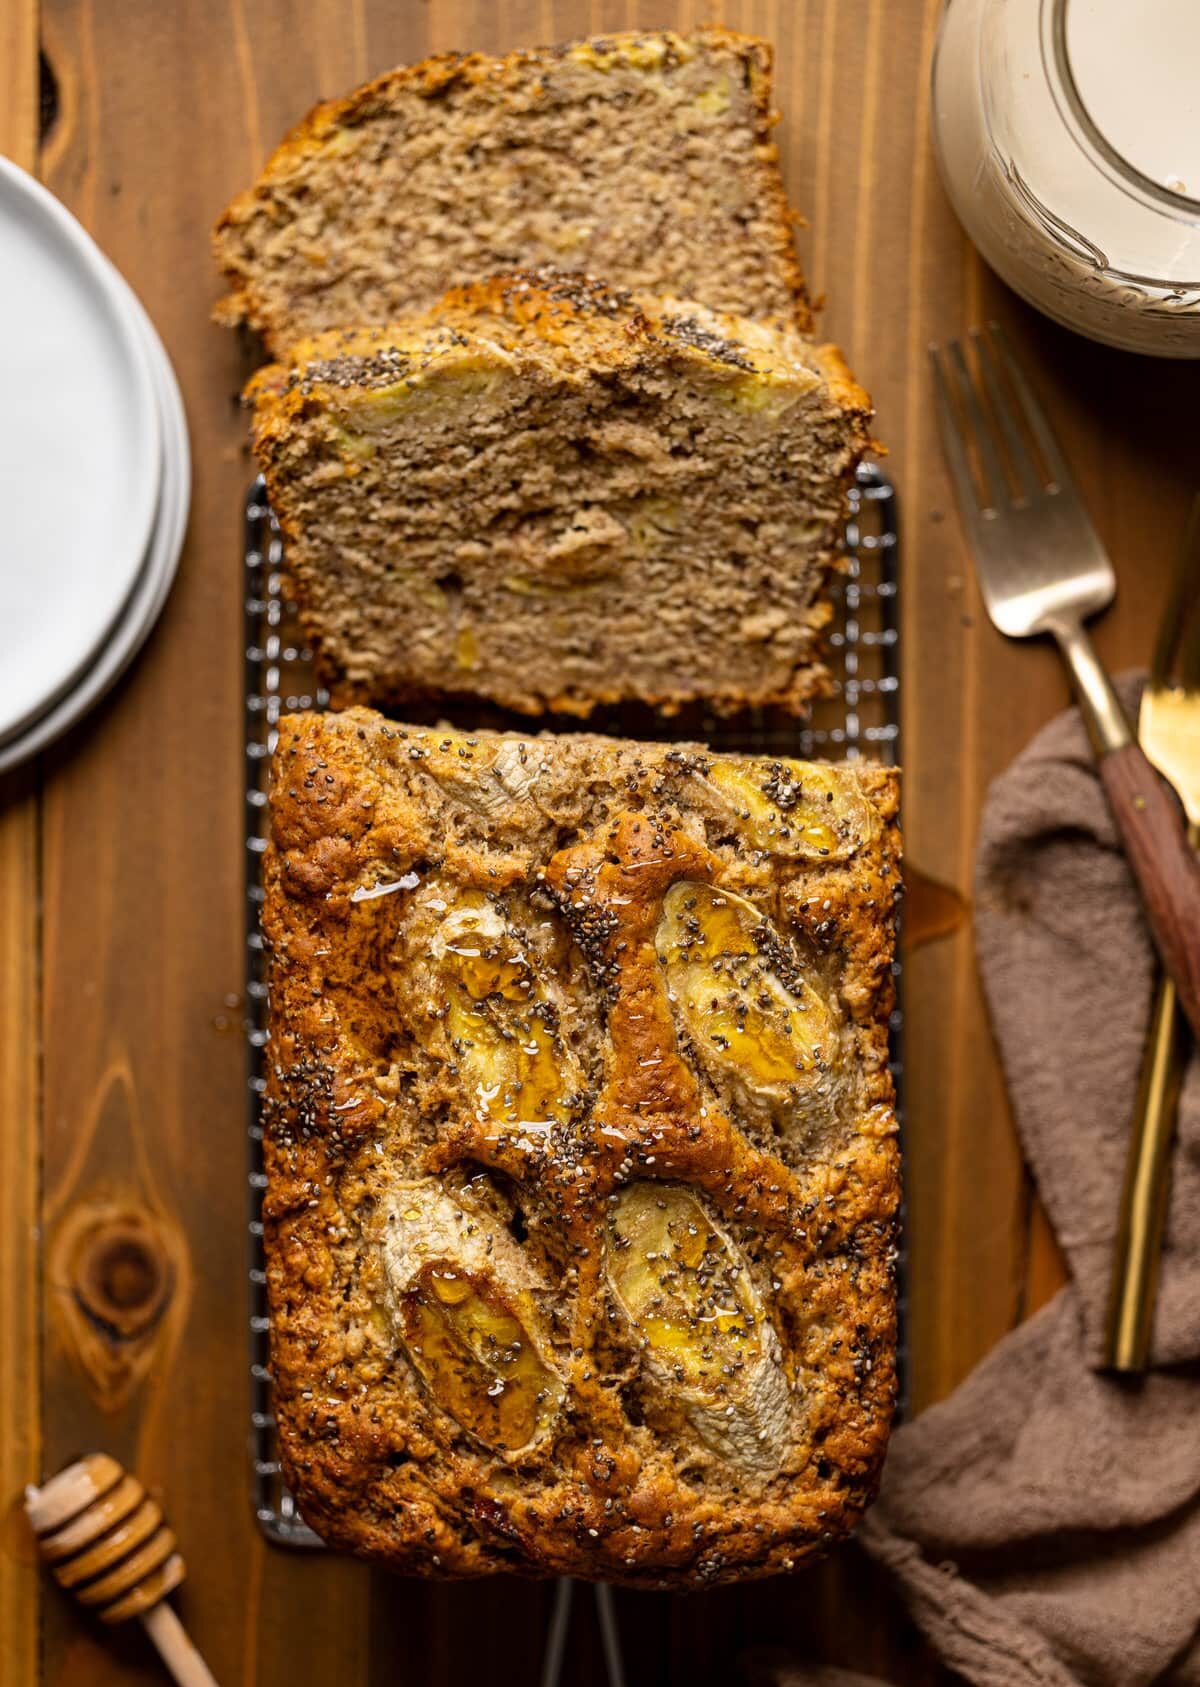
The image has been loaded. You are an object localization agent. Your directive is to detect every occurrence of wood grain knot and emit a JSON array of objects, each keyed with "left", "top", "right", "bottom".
[
  {"left": 71, "top": 1214, "right": 172, "bottom": 1341},
  {"left": 49, "top": 1200, "right": 186, "bottom": 1410}
]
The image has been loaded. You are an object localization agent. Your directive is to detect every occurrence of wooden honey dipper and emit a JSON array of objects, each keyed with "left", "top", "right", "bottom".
[{"left": 25, "top": 1453, "right": 219, "bottom": 1687}]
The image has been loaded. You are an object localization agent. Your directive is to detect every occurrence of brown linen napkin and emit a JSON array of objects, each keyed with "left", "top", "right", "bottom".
[
  {"left": 776, "top": 680, "right": 1200, "bottom": 1687},
  {"left": 971, "top": 676, "right": 1200, "bottom": 1367}
]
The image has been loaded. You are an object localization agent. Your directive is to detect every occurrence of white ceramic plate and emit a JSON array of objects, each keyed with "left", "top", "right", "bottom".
[
  {"left": 0, "top": 264, "right": 190, "bottom": 774},
  {"left": 0, "top": 159, "right": 163, "bottom": 744}
]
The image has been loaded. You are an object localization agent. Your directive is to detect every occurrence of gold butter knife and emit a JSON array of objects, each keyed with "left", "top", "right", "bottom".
[{"left": 1105, "top": 499, "right": 1200, "bottom": 1373}]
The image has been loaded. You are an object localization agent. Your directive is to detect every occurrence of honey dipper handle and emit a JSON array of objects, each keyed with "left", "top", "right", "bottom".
[{"left": 141, "top": 1603, "right": 221, "bottom": 1687}]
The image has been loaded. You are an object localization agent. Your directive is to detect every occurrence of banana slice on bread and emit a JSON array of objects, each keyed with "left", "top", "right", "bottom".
[
  {"left": 380, "top": 1182, "right": 564, "bottom": 1453},
  {"left": 607, "top": 1182, "right": 789, "bottom": 1472}
]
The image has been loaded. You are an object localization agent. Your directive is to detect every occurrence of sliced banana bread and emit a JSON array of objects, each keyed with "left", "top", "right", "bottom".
[
  {"left": 264, "top": 707, "right": 900, "bottom": 1582},
  {"left": 214, "top": 29, "right": 811, "bottom": 353},
  {"left": 248, "top": 270, "right": 871, "bottom": 717}
]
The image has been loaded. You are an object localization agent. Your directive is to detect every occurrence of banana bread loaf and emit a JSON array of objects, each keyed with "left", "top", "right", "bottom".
[
  {"left": 214, "top": 29, "right": 811, "bottom": 353},
  {"left": 263, "top": 707, "right": 900, "bottom": 1585},
  {"left": 248, "top": 270, "right": 871, "bottom": 717}
]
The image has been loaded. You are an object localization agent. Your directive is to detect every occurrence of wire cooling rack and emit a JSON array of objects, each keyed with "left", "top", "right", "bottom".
[{"left": 242, "top": 464, "right": 904, "bottom": 1665}]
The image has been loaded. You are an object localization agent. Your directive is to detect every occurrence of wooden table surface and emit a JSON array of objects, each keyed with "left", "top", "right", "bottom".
[{"left": 1, "top": 1, "right": 1193, "bottom": 1682}]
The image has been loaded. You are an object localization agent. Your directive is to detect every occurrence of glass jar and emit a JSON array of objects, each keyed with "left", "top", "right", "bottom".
[{"left": 931, "top": 0, "right": 1200, "bottom": 357}]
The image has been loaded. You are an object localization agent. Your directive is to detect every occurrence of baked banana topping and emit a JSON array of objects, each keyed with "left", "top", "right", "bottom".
[
  {"left": 657, "top": 883, "right": 837, "bottom": 1092},
  {"left": 607, "top": 1182, "right": 790, "bottom": 1472},
  {"left": 264, "top": 710, "right": 900, "bottom": 1585},
  {"left": 705, "top": 759, "right": 877, "bottom": 860},
  {"left": 380, "top": 1183, "right": 565, "bottom": 1453},
  {"left": 430, "top": 893, "right": 581, "bottom": 1136}
]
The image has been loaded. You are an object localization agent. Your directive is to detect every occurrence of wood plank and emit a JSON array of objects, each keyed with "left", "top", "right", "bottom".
[
  {"left": 805, "top": 6, "right": 1061, "bottom": 1410},
  {"left": 0, "top": 0, "right": 38, "bottom": 164},
  {"left": 34, "top": 2, "right": 375, "bottom": 1681},
  {"left": 0, "top": 5, "right": 44, "bottom": 1684},
  {"left": 0, "top": 768, "right": 42, "bottom": 1687}
]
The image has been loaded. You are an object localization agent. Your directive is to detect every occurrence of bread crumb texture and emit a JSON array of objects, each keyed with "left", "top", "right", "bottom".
[
  {"left": 248, "top": 270, "right": 870, "bottom": 718},
  {"left": 264, "top": 709, "right": 901, "bottom": 1586},
  {"left": 214, "top": 29, "right": 812, "bottom": 351}
]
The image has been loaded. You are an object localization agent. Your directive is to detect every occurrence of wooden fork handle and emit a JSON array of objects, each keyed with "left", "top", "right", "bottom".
[{"left": 1100, "top": 742, "right": 1200, "bottom": 1041}]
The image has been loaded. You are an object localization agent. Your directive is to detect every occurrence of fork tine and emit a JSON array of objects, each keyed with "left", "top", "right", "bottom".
[
  {"left": 945, "top": 339, "right": 1011, "bottom": 511},
  {"left": 985, "top": 322, "right": 1079, "bottom": 496},
  {"left": 929, "top": 343, "right": 989, "bottom": 535},
  {"left": 970, "top": 327, "right": 1042, "bottom": 501}
]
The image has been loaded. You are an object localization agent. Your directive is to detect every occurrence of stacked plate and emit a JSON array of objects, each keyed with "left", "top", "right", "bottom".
[{"left": 0, "top": 159, "right": 190, "bottom": 774}]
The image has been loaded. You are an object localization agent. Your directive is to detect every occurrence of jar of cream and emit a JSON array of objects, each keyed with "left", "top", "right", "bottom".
[{"left": 932, "top": 0, "right": 1200, "bottom": 356}]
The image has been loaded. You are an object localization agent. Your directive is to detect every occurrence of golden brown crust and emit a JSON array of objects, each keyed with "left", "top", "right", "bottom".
[
  {"left": 249, "top": 270, "right": 868, "bottom": 406},
  {"left": 263, "top": 709, "right": 900, "bottom": 1585},
  {"left": 213, "top": 29, "right": 814, "bottom": 349}
]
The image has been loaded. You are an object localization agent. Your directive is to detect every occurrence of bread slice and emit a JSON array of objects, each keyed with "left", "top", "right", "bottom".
[
  {"left": 248, "top": 270, "right": 871, "bottom": 717},
  {"left": 214, "top": 29, "right": 811, "bottom": 354},
  {"left": 264, "top": 707, "right": 900, "bottom": 1584}
]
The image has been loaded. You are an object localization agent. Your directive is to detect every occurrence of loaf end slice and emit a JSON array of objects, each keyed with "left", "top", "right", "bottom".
[
  {"left": 263, "top": 708, "right": 901, "bottom": 1586},
  {"left": 214, "top": 28, "right": 811, "bottom": 352},
  {"left": 248, "top": 269, "right": 872, "bottom": 718}
]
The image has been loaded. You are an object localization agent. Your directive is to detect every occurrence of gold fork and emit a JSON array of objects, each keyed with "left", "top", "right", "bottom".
[{"left": 1105, "top": 500, "right": 1200, "bottom": 1372}]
